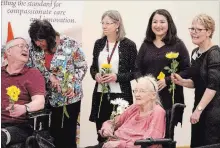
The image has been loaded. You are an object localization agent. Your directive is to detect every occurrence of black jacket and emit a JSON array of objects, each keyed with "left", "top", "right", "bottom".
[
  {"left": 90, "top": 36, "right": 138, "bottom": 94},
  {"left": 89, "top": 36, "right": 137, "bottom": 122}
]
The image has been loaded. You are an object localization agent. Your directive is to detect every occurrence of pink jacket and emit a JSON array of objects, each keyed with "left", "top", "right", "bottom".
[{"left": 101, "top": 104, "right": 166, "bottom": 148}]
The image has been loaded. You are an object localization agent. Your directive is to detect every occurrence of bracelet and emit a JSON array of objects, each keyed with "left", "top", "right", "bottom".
[{"left": 24, "top": 104, "right": 30, "bottom": 113}]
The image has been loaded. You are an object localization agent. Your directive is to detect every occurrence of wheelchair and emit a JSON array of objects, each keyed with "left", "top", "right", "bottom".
[
  {"left": 134, "top": 103, "right": 186, "bottom": 148},
  {"left": 7, "top": 109, "right": 54, "bottom": 148}
]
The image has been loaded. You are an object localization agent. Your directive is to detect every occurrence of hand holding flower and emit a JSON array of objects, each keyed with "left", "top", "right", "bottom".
[
  {"left": 98, "top": 63, "right": 112, "bottom": 118},
  {"left": 171, "top": 73, "right": 185, "bottom": 86},
  {"left": 63, "top": 87, "right": 75, "bottom": 98},
  {"left": 6, "top": 104, "right": 26, "bottom": 117},
  {"left": 95, "top": 73, "right": 104, "bottom": 83},
  {"left": 102, "top": 73, "right": 117, "bottom": 83},
  {"left": 6, "top": 85, "right": 21, "bottom": 111},
  {"left": 164, "top": 52, "right": 179, "bottom": 104},
  {"left": 50, "top": 74, "right": 61, "bottom": 92},
  {"left": 157, "top": 79, "right": 167, "bottom": 91}
]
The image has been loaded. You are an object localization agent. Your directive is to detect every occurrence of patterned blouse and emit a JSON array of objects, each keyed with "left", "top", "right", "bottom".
[{"left": 28, "top": 36, "right": 87, "bottom": 107}]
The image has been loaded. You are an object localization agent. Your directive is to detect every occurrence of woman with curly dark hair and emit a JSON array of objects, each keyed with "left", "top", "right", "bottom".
[{"left": 28, "top": 19, "right": 87, "bottom": 148}]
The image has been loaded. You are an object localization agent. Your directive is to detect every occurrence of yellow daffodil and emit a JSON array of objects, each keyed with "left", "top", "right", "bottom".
[
  {"left": 6, "top": 85, "right": 20, "bottom": 102},
  {"left": 101, "top": 63, "right": 112, "bottom": 69},
  {"left": 165, "top": 52, "right": 179, "bottom": 59},
  {"left": 157, "top": 72, "right": 165, "bottom": 80}
]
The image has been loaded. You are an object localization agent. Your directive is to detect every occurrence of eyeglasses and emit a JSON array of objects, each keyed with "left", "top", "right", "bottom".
[
  {"left": 10, "top": 44, "right": 29, "bottom": 49},
  {"left": 188, "top": 28, "right": 207, "bottom": 33},
  {"left": 101, "top": 22, "right": 115, "bottom": 26},
  {"left": 133, "top": 89, "right": 153, "bottom": 94}
]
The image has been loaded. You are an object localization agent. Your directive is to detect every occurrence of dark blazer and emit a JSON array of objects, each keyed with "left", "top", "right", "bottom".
[
  {"left": 89, "top": 36, "right": 137, "bottom": 122},
  {"left": 90, "top": 36, "right": 137, "bottom": 93}
]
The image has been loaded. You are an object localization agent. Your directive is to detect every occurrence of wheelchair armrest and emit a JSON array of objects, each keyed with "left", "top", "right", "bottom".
[
  {"left": 28, "top": 109, "right": 52, "bottom": 131},
  {"left": 134, "top": 138, "right": 173, "bottom": 146},
  {"left": 28, "top": 109, "right": 51, "bottom": 119}
]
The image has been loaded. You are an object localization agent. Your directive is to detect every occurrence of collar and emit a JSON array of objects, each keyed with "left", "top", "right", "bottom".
[{"left": 2, "top": 65, "right": 29, "bottom": 76}]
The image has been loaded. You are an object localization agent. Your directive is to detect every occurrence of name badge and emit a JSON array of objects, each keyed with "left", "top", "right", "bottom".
[
  {"left": 57, "top": 55, "right": 65, "bottom": 60},
  {"left": 192, "top": 52, "right": 197, "bottom": 60}
]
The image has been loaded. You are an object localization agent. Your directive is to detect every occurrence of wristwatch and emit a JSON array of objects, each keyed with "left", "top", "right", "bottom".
[
  {"left": 24, "top": 104, "right": 30, "bottom": 113},
  {"left": 197, "top": 106, "right": 203, "bottom": 111}
]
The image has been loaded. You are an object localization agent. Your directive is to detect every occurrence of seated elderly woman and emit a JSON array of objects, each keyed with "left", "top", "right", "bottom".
[{"left": 86, "top": 75, "right": 166, "bottom": 148}]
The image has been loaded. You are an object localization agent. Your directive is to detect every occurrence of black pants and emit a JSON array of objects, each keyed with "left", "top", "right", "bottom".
[
  {"left": 1, "top": 123, "right": 32, "bottom": 148},
  {"left": 50, "top": 101, "right": 81, "bottom": 148},
  {"left": 95, "top": 93, "right": 114, "bottom": 143}
]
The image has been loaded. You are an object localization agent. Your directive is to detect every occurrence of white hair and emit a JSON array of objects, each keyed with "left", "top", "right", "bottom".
[
  {"left": 137, "top": 75, "right": 162, "bottom": 105},
  {"left": 5, "top": 37, "right": 26, "bottom": 50}
]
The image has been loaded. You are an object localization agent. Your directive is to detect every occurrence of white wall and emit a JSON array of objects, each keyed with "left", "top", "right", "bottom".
[{"left": 80, "top": 1, "right": 220, "bottom": 147}]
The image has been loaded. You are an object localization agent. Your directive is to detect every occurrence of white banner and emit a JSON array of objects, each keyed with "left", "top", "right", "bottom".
[{"left": 1, "top": 0, "right": 84, "bottom": 146}]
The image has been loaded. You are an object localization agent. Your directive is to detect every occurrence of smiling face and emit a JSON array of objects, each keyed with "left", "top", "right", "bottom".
[
  {"left": 151, "top": 14, "right": 169, "bottom": 38},
  {"left": 34, "top": 39, "right": 48, "bottom": 51},
  {"left": 102, "top": 15, "right": 119, "bottom": 36},
  {"left": 6, "top": 38, "right": 29, "bottom": 63},
  {"left": 190, "top": 20, "right": 211, "bottom": 46}
]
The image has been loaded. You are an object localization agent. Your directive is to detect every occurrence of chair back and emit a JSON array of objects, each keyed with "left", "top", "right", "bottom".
[{"left": 165, "top": 103, "right": 186, "bottom": 140}]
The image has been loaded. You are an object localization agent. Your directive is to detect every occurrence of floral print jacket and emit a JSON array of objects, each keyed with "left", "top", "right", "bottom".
[{"left": 28, "top": 36, "right": 87, "bottom": 107}]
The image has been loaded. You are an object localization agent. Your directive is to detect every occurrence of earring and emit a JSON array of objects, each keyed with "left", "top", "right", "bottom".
[{"left": 116, "top": 28, "right": 119, "bottom": 32}]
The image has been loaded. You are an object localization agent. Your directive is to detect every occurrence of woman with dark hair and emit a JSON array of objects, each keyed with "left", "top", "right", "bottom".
[
  {"left": 89, "top": 10, "right": 137, "bottom": 143},
  {"left": 28, "top": 19, "right": 87, "bottom": 148},
  {"left": 136, "top": 9, "right": 190, "bottom": 126}
]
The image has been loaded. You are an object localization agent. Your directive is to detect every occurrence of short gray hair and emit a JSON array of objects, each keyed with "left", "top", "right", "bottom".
[
  {"left": 5, "top": 37, "right": 26, "bottom": 50},
  {"left": 101, "top": 10, "right": 126, "bottom": 41}
]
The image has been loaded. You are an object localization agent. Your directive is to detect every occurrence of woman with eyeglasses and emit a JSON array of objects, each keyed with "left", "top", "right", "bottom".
[
  {"left": 135, "top": 9, "right": 190, "bottom": 127},
  {"left": 86, "top": 75, "right": 165, "bottom": 148},
  {"left": 172, "top": 14, "right": 220, "bottom": 147},
  {"left": 89, "top": 10, "right": 137, "bottom": 143}
]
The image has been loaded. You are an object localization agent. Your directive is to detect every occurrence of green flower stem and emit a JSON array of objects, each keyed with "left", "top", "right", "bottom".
[
  {"left": 61, "top": 97, "right": 70, "bottom": 128},
  {"left": 10, "top": 100, "right": 15, "bottom": 110},
  {"left": 172, "top": 83, "right": 175, "bottom": 105}
]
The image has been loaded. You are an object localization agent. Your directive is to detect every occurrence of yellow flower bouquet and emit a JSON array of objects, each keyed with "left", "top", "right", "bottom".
[
  {"left": 164, "top": 52, "right": 179, "bottom": 104},
  {"left": 6, "top": 85, "right": 21, "bottom": 110},
  {"left": 98, "top": 63, "right": 112, "bottom": 118}
]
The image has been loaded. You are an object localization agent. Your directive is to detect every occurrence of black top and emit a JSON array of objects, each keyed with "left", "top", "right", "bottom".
[
  {"left": 190, "top": 45, "right": 220, "bottom": 108},
  {"left": 189, "top": 45, "right": 220, "bottom": 147},
  {"left": 136, "top": 40, "right": 190, "bottom": 125}
]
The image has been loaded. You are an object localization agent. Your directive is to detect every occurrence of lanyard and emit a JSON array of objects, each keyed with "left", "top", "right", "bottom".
[{"left": 106, "top": 40, "right": 118, "bottom": 64}]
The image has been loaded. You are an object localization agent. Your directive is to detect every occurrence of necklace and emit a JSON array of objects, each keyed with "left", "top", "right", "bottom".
[{"left": 197, "top": 50, "right": 203, "bottom": 58}]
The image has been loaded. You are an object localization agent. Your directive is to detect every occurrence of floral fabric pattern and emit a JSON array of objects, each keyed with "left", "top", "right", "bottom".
[{"left": 28, "top": 36, "right": 87, "bottom": 107}]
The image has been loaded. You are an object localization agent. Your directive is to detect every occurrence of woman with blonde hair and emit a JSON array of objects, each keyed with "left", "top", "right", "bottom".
[
  {"left": 172, "top": 14, "right": 220, "bottom": 147},
  {"left": 89, "top": 10, "right": 137, "bottom": 143}
]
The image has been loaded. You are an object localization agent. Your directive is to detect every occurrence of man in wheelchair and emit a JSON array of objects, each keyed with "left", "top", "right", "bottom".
[
  {"left": 1, "top": 37, "right": 45, "bottom": 148},
  {"left": 86, "top": 75, "right": 166, "bottom": 148}
]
